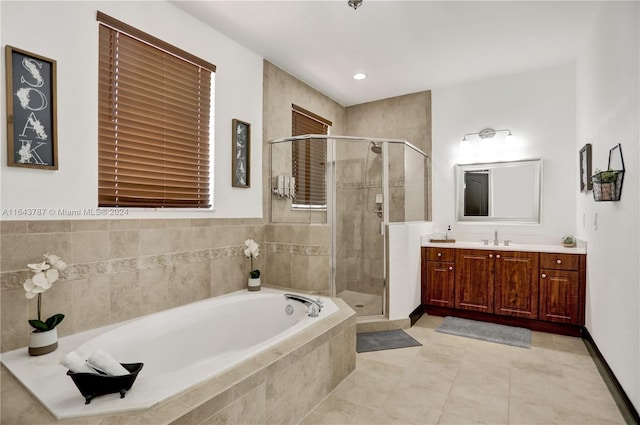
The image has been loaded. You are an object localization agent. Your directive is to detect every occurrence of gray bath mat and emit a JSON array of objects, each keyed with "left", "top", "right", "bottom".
[
  {"left": 436, "top": 316, "right": 531, "bottom": 348},
  {"left": 356, "top": 329, "right": 422, "bottom": 353}
]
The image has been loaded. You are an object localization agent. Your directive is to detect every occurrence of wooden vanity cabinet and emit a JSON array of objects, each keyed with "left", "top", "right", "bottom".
[
  {"left": 454, "top": 249, "right": 494, "bottom": 313},
  {"left": 454, "top": 249, "right": 539, "bottom": 318},
  {"left": 494, "top": 251, "right": 539, "bottom": 319},
  {"left": 422, "top": 248, "right": 455, "bottom": 307},
  {"left": 422, "top": 247, "right": 586, "bottom": 336},
  {"left": 539, "top": 253, "right": 583, "bottom": 324}
]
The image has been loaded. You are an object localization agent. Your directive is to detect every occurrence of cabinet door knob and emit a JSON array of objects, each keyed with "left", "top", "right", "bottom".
[
  {"left": 496, "top": 254, "right": 501, "bottom": 259},
  {"left": 541, "top": 273, "right": 547, "bottom": 278},
  {"left": 556, "top": 259, "right": 562, "bottom": 264},
  {"left": 489, "top": 254, "right": 493, "bottom": 258},
  {"left": 437, "top": 252, "right": 442, "bottom": 257},
  {"left": 448, "top": 266, "right": 453, "bottom": 271}
]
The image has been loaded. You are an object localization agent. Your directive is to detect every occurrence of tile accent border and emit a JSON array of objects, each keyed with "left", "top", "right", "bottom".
[
  {"left": 265, "top": 242, "right": 330, "bottom": 256},
  {"left": 336, "top": 179, "right": 405, "bottom": 190},
  {"left": 1, "top": 245, "right": 250, "bottom": 291}
]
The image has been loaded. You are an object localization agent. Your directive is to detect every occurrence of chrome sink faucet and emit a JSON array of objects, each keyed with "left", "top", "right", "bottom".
[
  {"left": 284, "top": 294, "right": 323, "bottom": 317},
  {"left": 494, "top": 230, "right": 499, "bottom": 246}
]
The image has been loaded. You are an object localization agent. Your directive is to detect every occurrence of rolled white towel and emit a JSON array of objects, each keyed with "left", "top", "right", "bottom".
[
  {"left": 87, "top": 349, "right": 129, "bottom": 376},
  {"left": 61, "top": 351, "right": 97, "bottom": 374}
]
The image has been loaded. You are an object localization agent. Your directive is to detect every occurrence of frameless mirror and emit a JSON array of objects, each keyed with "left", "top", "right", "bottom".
[{"left": 455, "top": 159, "right": 542, "bottom": 223}]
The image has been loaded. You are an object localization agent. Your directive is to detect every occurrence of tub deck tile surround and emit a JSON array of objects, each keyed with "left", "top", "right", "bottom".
[{"left": 0, "top": 298, "right": 356, "bottom": 425}]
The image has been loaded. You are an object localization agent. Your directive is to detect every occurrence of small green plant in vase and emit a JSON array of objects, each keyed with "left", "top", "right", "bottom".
[
  {"left": 244, "top": 239, "right": 261, "bottom": 291},
  {"left": 23, "top": 254, "right": 67, "bottom": 355}
]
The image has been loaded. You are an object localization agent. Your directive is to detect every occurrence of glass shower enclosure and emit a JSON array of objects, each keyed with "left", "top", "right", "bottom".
[{"left": 269, "top": 135, "right": 429, "bottom": 318}]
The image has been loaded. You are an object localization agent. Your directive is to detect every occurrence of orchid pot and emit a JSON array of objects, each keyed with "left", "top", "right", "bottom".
[
  {"left": 247, "top": 276, "right": 261, "bottom": 291},
  {"left": 29, "top": 328, "right": 58, "bottom": 356}
]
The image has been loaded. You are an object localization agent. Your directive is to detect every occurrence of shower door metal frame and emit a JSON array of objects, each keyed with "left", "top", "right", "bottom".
[
  {"left": 269, "top": 135, "right": 429, "bottom": 320},
  {"left": 327, "top": 137, "right": 389, "bottom": 319}
]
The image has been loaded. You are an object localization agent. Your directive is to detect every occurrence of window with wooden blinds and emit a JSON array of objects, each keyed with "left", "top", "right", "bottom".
[
  {"left": 291, "top": 105, "right": 331, "bottom": 208},
  {"left": 97, "top": 12, "right": 215, "bottom": 208}
]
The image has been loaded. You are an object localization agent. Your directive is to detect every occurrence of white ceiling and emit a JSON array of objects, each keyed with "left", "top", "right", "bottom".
[{"left": 172, "top": 1, "right": 601, "bottom": 106}]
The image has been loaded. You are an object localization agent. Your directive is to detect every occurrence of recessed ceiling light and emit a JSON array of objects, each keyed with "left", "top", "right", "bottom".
[{"left": 353, "top": 73, "right": 366, "bottom": 80}]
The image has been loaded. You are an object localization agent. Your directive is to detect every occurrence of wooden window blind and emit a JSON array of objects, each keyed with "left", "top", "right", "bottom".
[
  {"left": 291, "top": 105, "right": 331, "bottom": 208},
  {"left": 97, "top": 12, "right": 215, "bottom": 208}
]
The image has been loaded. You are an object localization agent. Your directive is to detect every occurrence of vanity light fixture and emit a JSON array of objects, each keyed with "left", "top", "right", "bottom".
[
  {"left": 461, "top": 128, "right": 515, "bottom": 143},
  {"left": 353, "top": 72, "right": 367, "bottom": 80},
  {"left": 348, "top": 0, "right": 364, "bottom": 10}
]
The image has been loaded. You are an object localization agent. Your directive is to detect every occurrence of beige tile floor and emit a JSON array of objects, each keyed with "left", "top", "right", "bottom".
[{"left": 300, "top": 315, "right": 626, "bottom": 425}]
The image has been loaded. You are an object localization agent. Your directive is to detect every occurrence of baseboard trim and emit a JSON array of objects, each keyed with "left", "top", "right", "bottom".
[
  {"left": 582, "top": 327, "right": 639, "bottom": 424},
  {"left": 409, "top": 304, "right": 424, "bottom": 326}
]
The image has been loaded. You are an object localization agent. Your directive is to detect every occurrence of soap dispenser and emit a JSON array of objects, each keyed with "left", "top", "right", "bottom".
[{"left": 445, "top": 225, "right": 452, "bottom": 240}]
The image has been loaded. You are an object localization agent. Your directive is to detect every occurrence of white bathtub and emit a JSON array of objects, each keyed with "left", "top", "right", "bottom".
[{"left": 1, "top": 288, "right": 339, "bottom": 419}]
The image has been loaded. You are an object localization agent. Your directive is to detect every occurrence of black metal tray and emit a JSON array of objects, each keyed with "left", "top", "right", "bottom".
[{"left": 67, "top": 362, "right": 143, "bottom": 404}]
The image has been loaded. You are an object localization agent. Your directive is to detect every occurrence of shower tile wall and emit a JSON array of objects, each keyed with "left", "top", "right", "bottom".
[
  {"left": 345, "top": 90, "right": 432, "bottom": 222},
  {"left": 0, "top": 218, "right": 264, "bottom": 352},
  {"left": 335, "top": 92, "right": 432, "bottom": 299},
  {"left": 263, "top": 61, "right": 432, "bottom": 304},
  {"left": 262, "top": 61, "right": 345, "bottom": 296},
  {"left": 264, "top": 224, "right": 331, "bottom": 295}
]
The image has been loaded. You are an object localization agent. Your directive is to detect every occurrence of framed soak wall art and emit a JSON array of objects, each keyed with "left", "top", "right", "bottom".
[
  {"left": 232, "top": 119, "right": 250, "bottom": 188},
  {"left": 5, "top": 46, "right": 58, "bottom": 169}
]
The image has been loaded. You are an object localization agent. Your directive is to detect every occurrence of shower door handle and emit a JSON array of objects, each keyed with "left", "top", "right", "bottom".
[{"left": 380, "top": 221, "right": 384, "bottom": 236}]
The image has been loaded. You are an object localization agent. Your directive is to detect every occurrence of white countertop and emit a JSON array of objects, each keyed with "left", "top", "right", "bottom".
[{"left": 422, "top": 240, "right": 586, "bottom": 255}]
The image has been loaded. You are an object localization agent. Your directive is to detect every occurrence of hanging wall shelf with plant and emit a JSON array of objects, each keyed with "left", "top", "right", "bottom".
[{"left": 592, "top": 143, "right": 625, "bottom": 202}]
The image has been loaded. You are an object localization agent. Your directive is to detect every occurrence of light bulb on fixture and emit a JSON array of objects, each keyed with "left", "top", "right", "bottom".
[{"left": 353, "top": 73, "right": 366, "bottom": 80}]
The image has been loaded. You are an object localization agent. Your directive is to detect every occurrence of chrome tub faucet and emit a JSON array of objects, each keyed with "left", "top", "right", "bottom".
[{"left": 284, "top": 294, "right": 323, "bottom": 317}]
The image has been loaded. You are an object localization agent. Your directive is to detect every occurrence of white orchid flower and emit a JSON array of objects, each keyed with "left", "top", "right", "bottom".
[
  {"left": 23, "top": 253, "right": 65, "bottom": 300},
  {"left": 45, "top": 254, "right": 67, "bottom": 270},
  {"left": 27, "top": 261, "right": 50, "bottom": 272},
  {"left": 23, "top": 278, "right": 46, "bottom": 299},
  {"left": 244, "top": 239, "right": 259, "bottom": 258},
  {"left": 32, "top": 272, "right": 51, "bottom": 289}
]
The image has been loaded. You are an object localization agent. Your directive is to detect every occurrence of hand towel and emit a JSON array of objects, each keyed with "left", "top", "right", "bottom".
[
  {"left": 87, "top": 349, "right": 129, "bottom": 376},
  {"left": 61, "top": 351, "right": 97, "bottom": 374}
]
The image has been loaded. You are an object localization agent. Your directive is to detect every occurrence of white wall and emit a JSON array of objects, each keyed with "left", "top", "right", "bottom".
[
  {"left": 432, "top": 64, "right": 577, "bottom": 241},
  {"left": 388, "top": 221, "right": 432, "bottom": 320},
  {"left": 0, "top": 1, "right": 264, "bottom": 219},
  {"left": 576, "top": 1, "right": 639, "bottom": 411}
]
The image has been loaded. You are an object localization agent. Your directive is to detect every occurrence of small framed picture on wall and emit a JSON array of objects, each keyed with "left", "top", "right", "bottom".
[
  {"left": 579, "top": 143, "right": 592, "bottom": 192},
  {"left": 232, "top": 119, "right": 251, "bottom": 188}
]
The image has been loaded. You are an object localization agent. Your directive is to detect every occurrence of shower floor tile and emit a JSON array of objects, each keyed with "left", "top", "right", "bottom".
[{"left": 338, "top": 290, "right": 382, "bottom": 317}]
